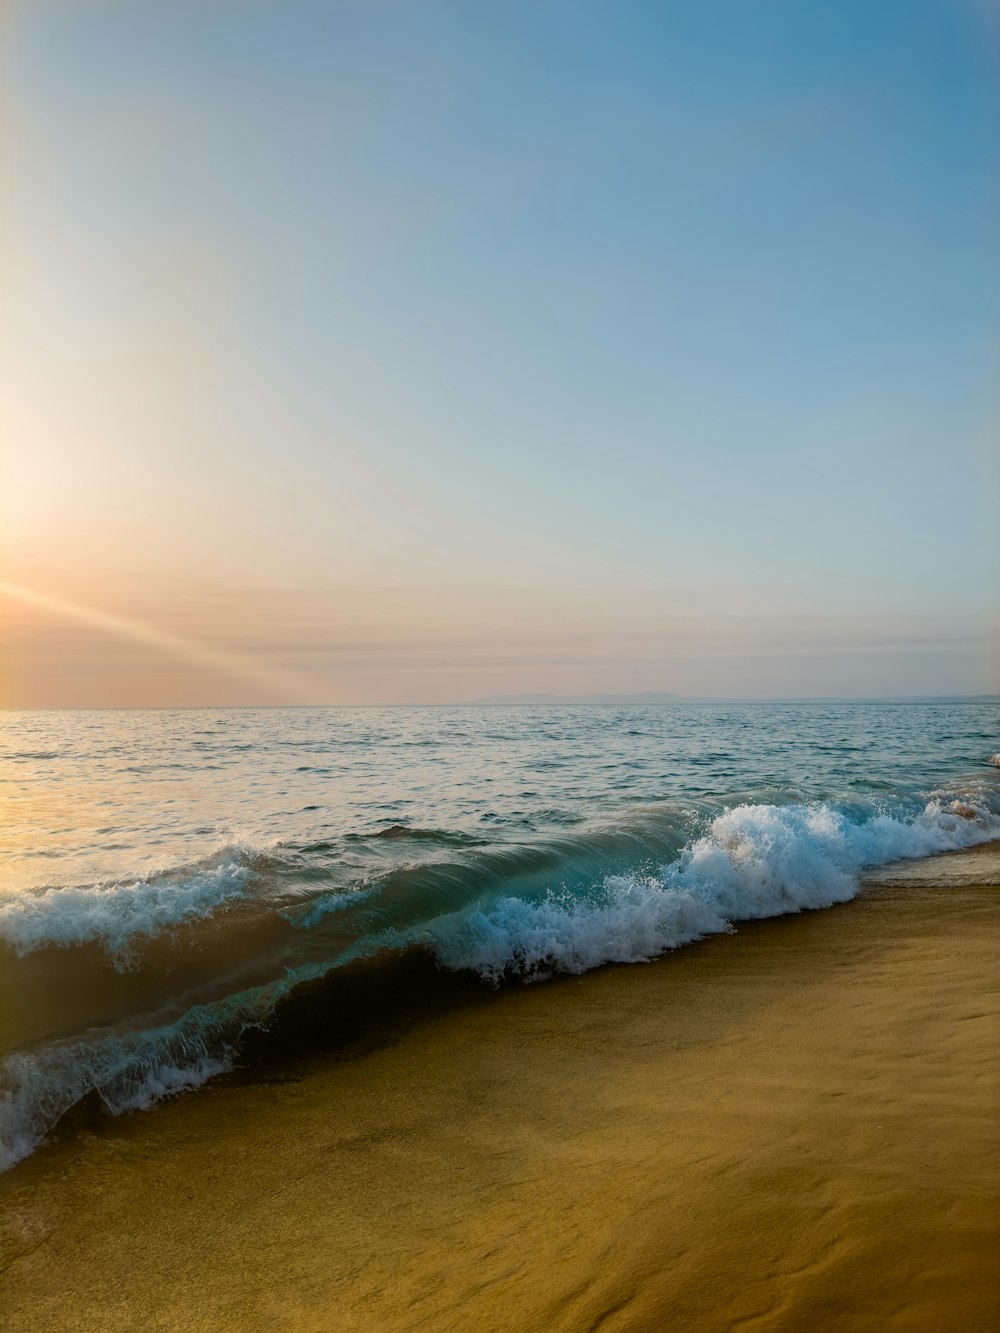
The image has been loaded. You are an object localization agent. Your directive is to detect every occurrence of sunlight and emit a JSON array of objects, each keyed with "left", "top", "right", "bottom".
[{"left": 0, "top": 580, "right": 312, "bottom": 703}]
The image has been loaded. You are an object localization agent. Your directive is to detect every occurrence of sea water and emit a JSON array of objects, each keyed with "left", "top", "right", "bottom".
[{"left": 2, "top": 702, "right": 997, "bottom": 1170}]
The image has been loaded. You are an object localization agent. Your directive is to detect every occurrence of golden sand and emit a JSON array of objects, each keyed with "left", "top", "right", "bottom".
[{"left": 2, "top": 846, "right": 998, "bottom": 1331}]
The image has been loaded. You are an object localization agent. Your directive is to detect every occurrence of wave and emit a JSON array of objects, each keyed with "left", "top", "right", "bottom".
[
  {"left": 421, "top": 787, "right": 999, "bottom": 981},
  {"left": 2, "top": 780, "right": 998, "bottom": 1171},
  {"left": 0, "top": 843, "right": 270, "bottom": 966},
  {"left": 0, "top": 987, "right": 277, "bottom": 1172}
]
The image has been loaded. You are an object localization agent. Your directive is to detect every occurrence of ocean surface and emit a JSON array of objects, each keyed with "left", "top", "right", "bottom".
[{"left": 2, "top": 702, "right": 998, "bottom": 1172}]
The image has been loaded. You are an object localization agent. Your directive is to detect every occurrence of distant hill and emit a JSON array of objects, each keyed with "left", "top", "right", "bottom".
[
  {"left": 468, "top": 692, "right": 1000, "bottom": 706},
  {"left": 472, "top": 691, "right": 687, "bottom": 705}
]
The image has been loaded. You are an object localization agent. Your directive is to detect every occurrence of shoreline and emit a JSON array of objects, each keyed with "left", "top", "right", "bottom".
[{"left": 3, "top": 843, "right": 998, "bottom": 1330}]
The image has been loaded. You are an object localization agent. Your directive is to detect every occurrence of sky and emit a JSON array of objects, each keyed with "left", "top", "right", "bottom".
[{"left": 2, "top": 0, "right": 998, "bottom": 706}]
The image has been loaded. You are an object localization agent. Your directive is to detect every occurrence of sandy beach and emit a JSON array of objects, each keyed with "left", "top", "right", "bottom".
[{"left": 3, "top": 843, "right": 998, "bottom": 1332}]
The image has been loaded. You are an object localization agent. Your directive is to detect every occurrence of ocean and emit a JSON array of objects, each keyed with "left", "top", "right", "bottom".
[{"left": 2, "top": 701, "right": 998, "bottom": 1174}]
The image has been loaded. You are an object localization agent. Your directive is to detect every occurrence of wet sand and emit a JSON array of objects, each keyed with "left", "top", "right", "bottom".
[{"left": 3, "top": 845, "right": 998, "bottom": 1331}]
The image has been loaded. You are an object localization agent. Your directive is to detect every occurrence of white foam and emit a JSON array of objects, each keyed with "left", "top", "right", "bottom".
[
  {"left": 291, "top": 885, "right": 376, "bottom": 929},
  {"left": 0, "top": 982, "right": 281, "bottom": 1171},
  {"left": 0, "top": 856, "right": 253, "bottom": 965},
  {"left": 100, "top": 1054, "right": 233, "bottom": 1115},
  {"left": 427, "top": 790, "right": 1000, "bottom": 983},
  {"left": 4, "top": 786, "right": 997, "bottom": 1172}
]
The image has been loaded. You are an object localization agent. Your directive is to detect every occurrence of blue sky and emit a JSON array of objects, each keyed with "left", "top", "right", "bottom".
[{"left": 3, "top": 0, "right": 998, "bottom": 703}]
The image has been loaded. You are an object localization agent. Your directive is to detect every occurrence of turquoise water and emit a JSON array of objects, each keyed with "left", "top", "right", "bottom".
[{"left": 2, "top": 703, "right": 998, "bottom": 1169}]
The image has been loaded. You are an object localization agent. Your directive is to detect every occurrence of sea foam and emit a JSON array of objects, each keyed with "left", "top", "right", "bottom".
[
  {"left": 425, "top": 790, "right": 1000, "bottom": 982},
  {"left": 0, "top": 852, "right": 257, "bottom": 965},
  {"left": 0, "top": 984, "right": 281, "bottom": 1172},
  {"left": 2, "top": 785, "right": 998, "bottom": 1172}
]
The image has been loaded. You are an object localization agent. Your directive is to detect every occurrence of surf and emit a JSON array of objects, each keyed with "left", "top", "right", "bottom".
[{"left": 2, "top": 772, "right": 998, "bottom": 1172}]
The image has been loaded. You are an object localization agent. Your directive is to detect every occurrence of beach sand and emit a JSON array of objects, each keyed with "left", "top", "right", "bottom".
[{"left": 3, "top": 844, "right": 998, "bottom": 1331}]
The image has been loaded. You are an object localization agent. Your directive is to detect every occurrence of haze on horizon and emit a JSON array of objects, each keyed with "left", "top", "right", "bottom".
[{"left": 2, "top": 0, "right": 998, "bottom": 708}]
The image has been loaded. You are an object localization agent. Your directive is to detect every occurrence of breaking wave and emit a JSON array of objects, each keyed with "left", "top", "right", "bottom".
[
  {"left": 0, "top": 843, "right": 271, "bottom": 966},
  {"left": 423, "top": 788, "right": 999, "bottom": 981},
  {"left": 2, "top": 780, "right": 998, "bottom": 1172}
]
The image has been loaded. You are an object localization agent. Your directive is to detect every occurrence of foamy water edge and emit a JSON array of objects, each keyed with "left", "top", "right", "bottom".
[{"left": 2, "top": 782, "right": 998, "bottom": 1172}]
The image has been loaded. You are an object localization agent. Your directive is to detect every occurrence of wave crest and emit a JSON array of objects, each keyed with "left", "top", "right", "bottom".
[
  {"left": 423, "top": 790, "right": 1000, "bottom": 982},
  {"left": 0, "top": 851, "right": 260, "bottom": 966},
  {"left": 2, "top": 782, "right": 998, "bottom": 1170}
]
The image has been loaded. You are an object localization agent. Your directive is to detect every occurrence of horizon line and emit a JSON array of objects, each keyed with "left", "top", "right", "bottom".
[{"left": 2, "top": 693, "right": 998, "bottom": 712}]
